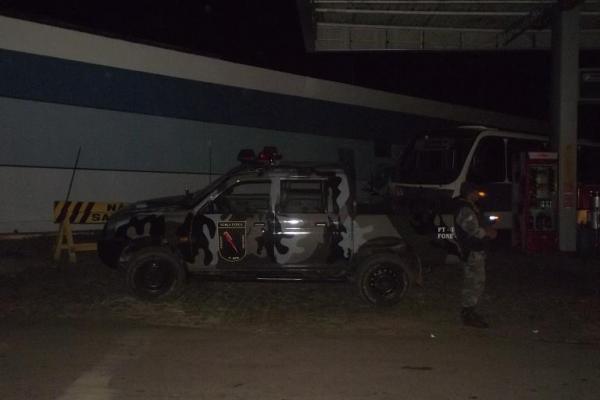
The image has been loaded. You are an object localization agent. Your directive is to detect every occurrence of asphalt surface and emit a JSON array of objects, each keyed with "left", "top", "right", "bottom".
[
  {"left": 2, "top": 236, "right": 600, "bottom": 399},
  {"left": 1, "top": 320, "right": 599, "bottom": 400}
]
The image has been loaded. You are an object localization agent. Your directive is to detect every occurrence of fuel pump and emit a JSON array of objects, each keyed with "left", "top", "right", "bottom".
[
  {"left": 513, "top": 152, "right": 558, "bottom": 253},
  {"left": 591, "top": 191, "right": 600, "bottom": 231},
  {"left": 575, "top": 185, "right": 600, "bottom": 255},
  {"left": 583, "top": 190, "right": 600, "bottom": 253}
]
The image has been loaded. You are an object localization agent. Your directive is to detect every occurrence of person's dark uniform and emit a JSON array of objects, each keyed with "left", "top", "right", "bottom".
[{"left": 453, "top": 181, "right": 496, "bottom": 328}]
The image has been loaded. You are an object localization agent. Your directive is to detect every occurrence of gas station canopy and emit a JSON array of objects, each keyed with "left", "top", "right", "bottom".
[{"left": 298, "top": 0, "right": 600, "bottom": 51}]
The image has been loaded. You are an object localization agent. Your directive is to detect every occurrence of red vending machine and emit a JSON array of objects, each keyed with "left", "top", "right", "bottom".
[
  {"left": 576, "top": 185, "right": 600, "bottom": 255},
  {"left": 513, "top": 152, "right": 558, "bottom": 252}
]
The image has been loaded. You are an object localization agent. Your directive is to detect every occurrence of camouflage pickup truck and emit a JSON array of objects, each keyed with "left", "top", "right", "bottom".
[{"left": 98, "top": 149, "right": 421, "bottom": 306}]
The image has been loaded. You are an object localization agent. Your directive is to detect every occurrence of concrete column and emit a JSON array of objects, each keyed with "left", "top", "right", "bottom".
[{"left": 551, "top": 2, "right": 580, "bottom": 252}]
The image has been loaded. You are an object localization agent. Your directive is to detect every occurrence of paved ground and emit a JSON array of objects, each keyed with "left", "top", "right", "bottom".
[
  {"left": 1, "top": 320, "right": 600, "bottom": 400},
  {"left": 1, "top": 235, "right": 600, "bottom": 399}
]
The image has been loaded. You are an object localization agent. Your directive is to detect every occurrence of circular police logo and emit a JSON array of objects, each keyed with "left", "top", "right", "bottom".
[{"left": 218, "top": 221, "right": 246, "bottom": 262}]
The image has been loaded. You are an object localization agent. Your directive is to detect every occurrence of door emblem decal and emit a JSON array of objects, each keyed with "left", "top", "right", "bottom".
[{"left": 218, "top": 221, "right": 246, "bottom": 262}]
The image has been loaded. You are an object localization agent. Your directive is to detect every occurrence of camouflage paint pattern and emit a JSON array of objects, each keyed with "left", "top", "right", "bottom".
[
  {"left": 454, "top": 199, "right": 487, "bottom": 307},
  {"left": 461, "top": 251, "right": 486, "bottom": 307},
  {"left": 99, "top": 164, "right": 417, "bottom": 277},
  {"left": 455, "top": 206, "right": 486, "bottom": 241}
]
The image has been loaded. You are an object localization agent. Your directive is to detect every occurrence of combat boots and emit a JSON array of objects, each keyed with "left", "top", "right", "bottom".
[{"left": 461, "top": 307, "right": 489, "bottom": 328}]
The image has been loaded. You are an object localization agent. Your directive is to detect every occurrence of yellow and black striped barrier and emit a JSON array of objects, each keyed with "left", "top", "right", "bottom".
[
  {"left": 53, "top": 201, "right": 127, "bottom": 263},
  {"left": 53, "top": 201, "right": 126, "bottom": 224}
]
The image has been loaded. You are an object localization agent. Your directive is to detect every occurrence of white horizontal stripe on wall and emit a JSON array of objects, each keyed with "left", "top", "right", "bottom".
[{"left": 0, "top": 15, "right": 545, "bottom": 133}]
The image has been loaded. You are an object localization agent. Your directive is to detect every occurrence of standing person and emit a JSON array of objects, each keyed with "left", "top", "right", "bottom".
[{"left": 454, "top": 182, "right": 497, "bottom": 328}]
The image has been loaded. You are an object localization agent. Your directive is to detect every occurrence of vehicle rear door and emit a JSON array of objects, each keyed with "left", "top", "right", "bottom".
[{"left": 275, "top": 178, "right": 346, "bottom": 267}]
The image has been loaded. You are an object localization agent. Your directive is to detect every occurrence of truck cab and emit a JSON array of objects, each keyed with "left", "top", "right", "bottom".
[
  {"left": 98, "top": 148, "right": 421, "bottom": 306},
  {"left": 391, "top": 126, "right": 548, "bottom": 233}
]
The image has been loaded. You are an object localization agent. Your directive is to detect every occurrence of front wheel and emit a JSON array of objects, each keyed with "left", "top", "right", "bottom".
[
  {"left": 356, "top": 254, "right": 411, "bottom": 307},
  {"left": 125, "top": 247, "right": 187, "bottom": 301}
]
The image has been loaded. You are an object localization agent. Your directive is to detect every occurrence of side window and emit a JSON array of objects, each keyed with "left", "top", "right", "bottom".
[
  {"left": 467, "top": 136, "right": 506, "bottom": 184},
  {"left": 507, "top": 138, "right": 546, "bottom": 181},
  {"left": 212, "top": 180, "right": 271, "bottom": 214},
  {"left": 280, "top": 180, "right": 327, "bottom": 214}
]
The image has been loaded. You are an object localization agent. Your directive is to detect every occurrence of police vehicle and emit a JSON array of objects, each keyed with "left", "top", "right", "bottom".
[{"left": 98, "top": 147, "right": 421, "bottom": 306}]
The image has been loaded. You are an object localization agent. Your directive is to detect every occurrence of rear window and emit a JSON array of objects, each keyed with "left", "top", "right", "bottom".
[{"left": 280, "top": 180, "right": 327, "bottom": 214}]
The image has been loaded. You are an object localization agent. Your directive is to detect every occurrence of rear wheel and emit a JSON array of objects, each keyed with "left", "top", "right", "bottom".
[
  {"left": 125, "top": 247, "right": 186, "bottom": 301},
  {"left": 356, "top": 254, "right": 411, "bottom": 307}
]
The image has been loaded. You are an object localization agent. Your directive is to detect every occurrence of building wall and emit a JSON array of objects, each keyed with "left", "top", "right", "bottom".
[{"left": 0, "top": 96, "right": 373, "bottom": 233}]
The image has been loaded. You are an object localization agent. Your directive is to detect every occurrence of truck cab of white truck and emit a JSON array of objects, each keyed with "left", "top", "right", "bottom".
[{"left": 390, "top": 126, "right": 600, "bottom": 235}]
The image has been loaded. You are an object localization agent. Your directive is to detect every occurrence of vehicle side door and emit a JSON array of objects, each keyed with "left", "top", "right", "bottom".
[
  {"left": 187, "top": 179, "right": 274, "bottom": 270},
  {"left": 275, "top": 178, "right": 346, "bottom": 267}
]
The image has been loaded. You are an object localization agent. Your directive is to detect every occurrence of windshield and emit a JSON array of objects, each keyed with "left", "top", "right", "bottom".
[
  {"left": 397, "top": 132, "right": 476, "bottom": 184},
  {"left": 190, "top": 165, "right": 246, "bottom": 205}
]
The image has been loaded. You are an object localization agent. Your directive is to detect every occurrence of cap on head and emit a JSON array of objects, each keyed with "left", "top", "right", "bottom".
[{"left": 460, "top": 181, "right": 479, "bottom": 197}]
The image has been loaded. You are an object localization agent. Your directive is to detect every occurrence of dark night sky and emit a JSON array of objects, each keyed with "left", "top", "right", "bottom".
[{"left": 0, "top": 0, "right": 599, "bottom": 123}]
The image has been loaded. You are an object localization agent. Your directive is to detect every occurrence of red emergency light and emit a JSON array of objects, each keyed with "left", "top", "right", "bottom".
[
  {"left": 258, "top": 146, "right": 282, "bottom": 163},
  {"left": 237, "top": 146, "right": 282, "bottom": 165}
]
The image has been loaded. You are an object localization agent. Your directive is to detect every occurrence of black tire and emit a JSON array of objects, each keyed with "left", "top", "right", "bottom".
[
  {"left": 356, "top": 254, "right": 411, "bottom": 307},
  {"left": 125, "top": 247, "right": 187, "bottom": 301}
]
